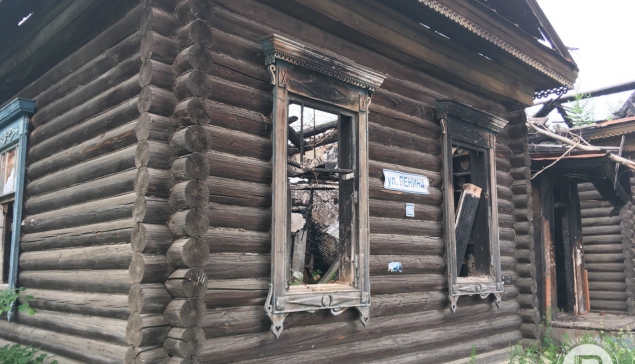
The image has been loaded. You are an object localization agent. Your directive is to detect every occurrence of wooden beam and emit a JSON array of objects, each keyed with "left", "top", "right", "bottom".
[{"left": 454, "top": 183, "right": 482, "bottom": 275}]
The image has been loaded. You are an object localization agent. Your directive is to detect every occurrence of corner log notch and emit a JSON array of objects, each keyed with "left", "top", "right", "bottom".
[{"left": 134, "top": 0, "right": 214, "bottom": 363}]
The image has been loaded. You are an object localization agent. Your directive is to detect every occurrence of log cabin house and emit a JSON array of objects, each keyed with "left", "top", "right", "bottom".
[{"left": 0, "top": 0, "right": 581, "bottom": 363}]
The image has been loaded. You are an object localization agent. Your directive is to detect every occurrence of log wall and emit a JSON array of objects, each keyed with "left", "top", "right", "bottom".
[
  {"left": 0, "top": 5, "right": 143, "bottom": 364},
  {"left": 196, "top": 1, "right": 525, "bottom": 363},
  {"left": 579, "top": 178, "right": 635, "bottom": 313}
]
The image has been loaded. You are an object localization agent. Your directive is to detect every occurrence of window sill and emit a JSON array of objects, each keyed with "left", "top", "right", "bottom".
[{"left": 288, "top": 283, "right": 356, "bottom": 294}]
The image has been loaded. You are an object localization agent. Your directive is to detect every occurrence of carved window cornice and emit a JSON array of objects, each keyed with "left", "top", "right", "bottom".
[
  {"left": 261, "top": 34, "right": 385, "bottom": 95},
  {"left": 436, "top": 100, "right": 508, "bottom": 134}
]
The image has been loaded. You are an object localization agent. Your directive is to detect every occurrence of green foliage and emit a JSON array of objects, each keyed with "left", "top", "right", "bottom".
[
  {"left": 0, "top": 344, "right": 57, "bottom": 364},
  {"left": 565, "top": 92, "right": 595, "bottom": 127},
  {"left": 0, "top": 287, "right": 35, "bottom": 316},
  {"left": 508, "top": 311, "right": 635, "bottom": 363},
  {"left": 469, "top": 345, "right": 477, "bottom": 364}
]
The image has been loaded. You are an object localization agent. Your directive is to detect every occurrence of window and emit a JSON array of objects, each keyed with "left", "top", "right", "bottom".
[
  {"left": 437, "top": 101, "right": 507, "bottom": 312},
  {"left": 0, "top": 98, "right": 34, "bottom": 322},
  {"left": 261, "top": 34, "right": 384, "bottom": 337}
]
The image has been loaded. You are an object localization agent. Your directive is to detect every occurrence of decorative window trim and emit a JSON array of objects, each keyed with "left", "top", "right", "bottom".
[
  {"left": 437, "top": 100, "right": 507, "bottom": 312},
  {"left": 262, "top": 34, "right": 385, "bottom": 338},
  {"left": 0, "top": 98, "right": 35, "bottom": 321}
]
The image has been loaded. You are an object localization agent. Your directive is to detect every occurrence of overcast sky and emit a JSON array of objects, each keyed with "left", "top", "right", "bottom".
[{"left": 534, "top": 0, "right": 635, "bottom": 120}]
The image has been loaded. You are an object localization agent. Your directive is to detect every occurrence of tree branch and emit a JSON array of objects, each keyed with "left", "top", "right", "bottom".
[{"left": 527, "top": 120, "right": 635, "bottom": 170}]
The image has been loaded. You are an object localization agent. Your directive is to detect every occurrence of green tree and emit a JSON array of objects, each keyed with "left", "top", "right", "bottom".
[{"left": 565, "top": 92, "right": 595, "bottom": 126}]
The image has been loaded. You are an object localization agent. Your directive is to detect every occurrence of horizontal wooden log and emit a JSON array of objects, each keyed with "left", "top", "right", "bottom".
[
  {"left": 584, "top": 254, "right": 625, "bottom": 263},
  {"left": 205, "top": 254, "right": 269, "bottom": 280},
  {"left": 205, "top": 100, "right": 269, "bottom": 138},
  {"left": 31, "top": 78, "right": 140, "bottom": 153},
  {"left": 25, "top": 169, "right": 136, "bottom": 215},
  {"left": 0, "top": 320, "right": 128, "bottom": 364},
  {"left": 165, "top": 267, "right": 209, "bottom": 297},
  {"left": 169, "top": 208, "right": 210, "bottom": 237},
  {"left": 138, "top": 85, "right": 178, "bottom": 116},
  {"left": 369, "top": 274, "right": 446, "bottom": 295},
  {"left": 164, "top": 297, "right": 207, "bottom": 327},
  {"left": 140, "top": 59, "right": 175, "bottom": 90},
  {"left": 29, "top": 98, "right": 140, "bottom": 165},
  {"left": 134, "top": 196, "right": 173, "bottom": 224},
  {"left": 136, "top": 112, "right": 178, "bottom": 143},
  {"left": 177, "top": 19, "right": 214, "bottom": 48},
  {"left": 21, "top": 288, "right": 128, "bottom": 320},
  {"left": 204, "top": 278, "right": 268, "bottom": 307},
  {"left": 369, "top": 199, "right": 442, "bottom": 222},
  {"left": 205, "top": 176, "right": 270, "bottom": 208},
  {"left": 369, "top": 178, "right": 442, "bottom": 206},
  {"left": 127, "top": 312, "right": 170, "bottom": 347},
  {"left": 369, "top": 255, "right": 444, "bottom": 275},
  {"left": 141, "top": 6, "right": 180, "bottom": 37},
  {"left": 125, "top": 346, "right": 170, "bottom": 364},
  {"left": 206, "top": 150, "right": 272, "bottom": 185},
  {"left": 171, "top": 152, "right": 211, "bottom": 181},
  {"left": 167, "top": 237, "right": 210, "bottom": 268},
  {"left": 27, "top": 146, "right": 136, "bottom": 198},
  {"left": 585, "top": 263, "right": 628, "bottom": 272},
  {"left": 170, "top": 180, "right": 210, "bottom": 211},
  {"left": 588, "top": 281, "right": 627, "bottom": 291},
  {"left": 175, "top": 70, "right": 213, "bottom": 99},
  {"left": 164, "top": 326, "right": 205, "bottom": 358},
  {"left": 129, "top": 283, "right": 172, "bottom": 314},
  {"left": 173, "top": 97, "right": 213, "bottom": 126},
  {"left": 589, "top": 291, "right": 628, "bottom": 301},
  {"left": 129, "top": 252, "right": 174, "bottom": 284},
  {"left": 174, "top": 44, "right": 214, "bottom": 74},
  {"left": 368, "top": 122, "right": 441, "bottom": 156},
  {"left": 209, "top": 51, "right": 271, "bottom": 92},
  {"left": 23, "top": 193, "right": 137, "bottom": 234},
  {"left": 582, "top": 207, "right": 615, "bottom": 218},
  {"left": 206, "top": 75, "right": 272, "bottom": 115},
  {"left": 31, "top": 29, "right": 142, "bottom": 110},
  {"left": 587, "top": 271, "right": 626, "bottom": 282},
  {"left": 176, "top": 0, "right": 214, "bottom": 23},
  {"left": 583, "top": 225, "right": 623, "bottom": 236},
  {"left": 589, "top": 300, "right": 628, "bottom": 311},
  {"left": 18, "top": 308, "right": 127, "bottom": 345},
  {"left": 583, "top": 235, "right": 624, "bottom": 245},
  {"left": 132, "top": 223, "right": 174, "bottom": 254},
  {"left": 171, "top": 125, "right": 213, "bottom": 156},
  {"left": 206, "top": 202, "right": 270, "bottom": 231},
  {"left": 369, "top": 141, "right": 441, "bottom": 173},
  {"left": 581, "top": 216, "right": 623, "bottom": 227},
  {"left": 205, "top": 124, "right": 271, "bottom": 161},
  {"left": 141, "top": 30, "right": 180, "bottom": 64},
  {"left": 31, "top": 56, "right": 140, "bottom": 131},
  {"left": 584, "top": 244, "right": 624, "bottom": 254},
  {"left": 21, "top": 219, "right": 134, "bottom": 252},
  {"left": 20, "top": 270, "right": 131, "bottom": 294},
  {"left": 135, "top": 167, "right": 174, "bottom": 198},
  {"left": 204, "top": 228, "right": 270, "bottom": 254},
  {"left": 136, "top": 140, "right": 176, "bottom": 169},
  {"left": 369, "top": 217, "right": 442, "bottom": 237},
  {"left": 28, "top": 121, "right": 137, "bottom": 181},
  {"left": 20, "top": 243, "right": 132, "bottom": 271},
  {"left": 369, "top": 234, "right": 444, "bottom": 256}
]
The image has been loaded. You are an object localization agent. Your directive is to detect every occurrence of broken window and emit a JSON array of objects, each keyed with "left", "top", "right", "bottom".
[
  {"left": 437, "top": 100, "right": 507, "bottom": 312},
  {"left": 262, "top": 34, "right": 384, "bottom": 337},
  {"left": 287, "top": 101, "right": 356, "bottom": 286}
]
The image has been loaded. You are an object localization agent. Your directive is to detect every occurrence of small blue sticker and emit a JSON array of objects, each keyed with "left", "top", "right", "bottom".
[{"left": 388, "top": 262, "right": 402, "bottom": 273}]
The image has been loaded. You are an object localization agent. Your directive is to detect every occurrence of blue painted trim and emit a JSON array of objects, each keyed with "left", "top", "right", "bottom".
[{"left": 0, "top": 98, "right": 35, "bottom": 322}]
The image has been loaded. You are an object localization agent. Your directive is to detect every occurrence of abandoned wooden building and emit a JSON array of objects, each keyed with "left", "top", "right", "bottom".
[{"left": 0, "top": 0, "right": 584, "bottom": 363}]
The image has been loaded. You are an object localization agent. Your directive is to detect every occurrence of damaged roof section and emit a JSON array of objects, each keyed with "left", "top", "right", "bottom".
[{"left": 530, "top": 148, "right": 632, "bottom": 207}]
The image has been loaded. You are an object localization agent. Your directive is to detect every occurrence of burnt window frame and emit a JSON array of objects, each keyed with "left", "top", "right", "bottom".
[
  {"left": 261, "top": 34, "right": 384, "bottom": 338},
  {"left": 437, "top": 100, "right": 507, "bottom": 312}
]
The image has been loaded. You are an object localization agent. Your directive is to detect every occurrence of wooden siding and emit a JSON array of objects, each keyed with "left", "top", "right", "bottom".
[
  {"left": 579, "top": 179, "right": 635, "bottom": 313},
  {"left": 198, "top": 1, "right": 523, "bottom": 363},
  {"left": 0, "top": 6, "right": 143, "bottom": 364}
]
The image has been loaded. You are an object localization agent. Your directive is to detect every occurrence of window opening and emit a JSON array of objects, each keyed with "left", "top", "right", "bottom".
[
  {"left": 287, "top": 101, "right": 356, "bottom": 287},
  {"left": 1, "top": 202, "right": 13, "bottom": 284},
  {"left": 452, "top": 145, "right": 490, "bottom": 278}
]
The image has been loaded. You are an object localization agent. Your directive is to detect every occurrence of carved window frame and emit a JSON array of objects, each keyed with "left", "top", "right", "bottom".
[
  {"left": 261, "top": 34, "right": 384, "bottom": 337},
  {"left": 437, "top": 101, "right": 508, "bottom": 312}
]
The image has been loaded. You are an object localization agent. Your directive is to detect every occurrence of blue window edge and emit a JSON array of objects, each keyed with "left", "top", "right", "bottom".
[{"left": 0, "top": 98, "right": 35, "bottom": 322}]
